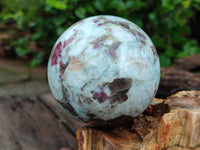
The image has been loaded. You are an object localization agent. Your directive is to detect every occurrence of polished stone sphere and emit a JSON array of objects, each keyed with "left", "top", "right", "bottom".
[{"left": 48, "top": 15, "right": 160, "bottom": 126}]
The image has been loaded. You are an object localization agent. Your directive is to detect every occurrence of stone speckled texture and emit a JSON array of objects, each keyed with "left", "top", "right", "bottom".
[{"left": 47, "top": 15, "right": 160, "bottom": 126}]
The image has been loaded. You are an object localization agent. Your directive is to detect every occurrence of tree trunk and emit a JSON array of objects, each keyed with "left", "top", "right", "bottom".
[{"left": 77, "top": 91, "right": 200, "bottom": 150}]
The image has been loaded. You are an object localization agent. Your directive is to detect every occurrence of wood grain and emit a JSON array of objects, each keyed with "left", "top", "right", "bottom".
[
  {"left": 77, "top": 91, "right": 200, "bottom": 150},
  {"left": 0, "top": 94, "right": 83, "bottom": 150}
]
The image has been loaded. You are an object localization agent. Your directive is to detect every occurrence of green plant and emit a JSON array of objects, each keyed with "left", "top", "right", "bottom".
[
  {"left": 0, "top": 0, "right": 200, "bottom": 67},
  {"left": 0, "top": 0, "right": 45, "bottom": 29},
  {"left": 10, "top": 37, "right": 31, "bottom": 56}
]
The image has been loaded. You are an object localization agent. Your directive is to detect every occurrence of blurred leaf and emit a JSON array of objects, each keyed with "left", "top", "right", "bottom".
[
  {"left": 192, "top": 3, "right": 200, "bottom": 10},
  {"left": 15, "top": 47, "right": 31, "bottom": 56},
  {"left": 177, "top": 40, "right": 200, "bottom": 58},
  {"left": 56, "top": 27, "right": 65, "bottom": 36},
  {"left": 32, "top": 32, "right": 43, "bottom": 41},
  {"left": 11, "top": 38, "right": 29, "bottom": 47},
  {"left": 1, "top": 11, "right": 24, "bottom": 29},
  {"left": 29, "top": 57, "right": 43, "bottom": 68},
  {"left": 162, "top": 0, "right": 182, "bottom": 8},
  {"left": 85, "top": 4, "right": 95, "bottom": 14},
  {"left": 183, "top": 41, "right": 200, "bottom": 54},
  {"left": 133, "top": 18, "right": 143, "bottom": 27},
  {"left": 148, "top": 12, "right": 157, "bottom": 21},
  {"left": 182, "top": 0, "right": 192, "bottom": 8},
  {"left": 29, "top": 52, "right": 44, "bottom": 68},
  {"left": 52, "top": 16, "right": 66, "bottom": 26},
  {"left": 161, "top": 0, "right": 174, "bottom": 9},
  {"left": 165, "top": 48, "right": 178, "bottom": 58},
  {"left": 125, "top": 0, "right": 145, "bottom": 11},
  {"left": 46, "top": 0, "right": 67, "bottom": 10},
  {"left": 193, "top": 0, "right": 200, "bottom": 2},
  {"left": 152, "top": 34, "right": 166, "bottom": 50},
  {"left": 109, "top": 0, "right": 126, "bottom": 11},
  {"left": 177, "top": 51, "right": 188, "bottom": 58},
  {"left": 159, "top": 54, "right": 171, "bottom": 67},
  {"left": 93, "top": 0, "right": 104, "bottom": 11},
  {"left": 44, "top": 4, "right": 54, "bottom": 12},
  {"left": 161, "top": 0, "right": 169, "bottom": 7},
  {"left": 1, "top": 11, "right": 23, "bottom": 20},
  {"left": 171, "top": 31, "right": 185, "bottom": 44},
  {"left": 75, "top": 7, "right": 86, "bottom": 19}
]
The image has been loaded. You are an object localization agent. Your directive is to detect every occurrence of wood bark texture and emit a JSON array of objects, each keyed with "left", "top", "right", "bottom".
[
  {"left": 77, "top": 91, "right": 200, "bottom": 150},
  {"left": 0, "top": 94, "right": 83, "bottom": 150},
  {"left": 157, "top": 54, "right": 200, "bottom": 98}
]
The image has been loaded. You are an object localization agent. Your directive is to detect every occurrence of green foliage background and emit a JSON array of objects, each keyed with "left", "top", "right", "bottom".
[{"left": 0, "top": 0, "right": 200, "bottom": 67}]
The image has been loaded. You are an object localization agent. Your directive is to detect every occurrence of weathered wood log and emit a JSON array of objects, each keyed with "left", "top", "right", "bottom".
[
  {"left": 157, "top": 68, "right": 200, "bottom": 98},
  {"left": 172, "top": 54, "right": 200, "bottom": 71},
  {"left": 77, "top": 91, "right": 200, "bottom": 150},
  {"left": 156, "top": 54, "right": 200, "bottom": 98},
  {"left": 0, "top": 94, "right": 83, "bottom": 150}
]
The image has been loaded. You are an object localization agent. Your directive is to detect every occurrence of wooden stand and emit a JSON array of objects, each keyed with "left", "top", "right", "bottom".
[{"left": 77, "top": 91, "right": 200, "bottom": 150}]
